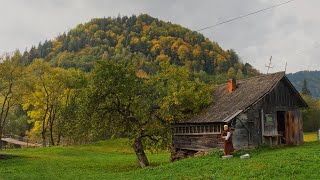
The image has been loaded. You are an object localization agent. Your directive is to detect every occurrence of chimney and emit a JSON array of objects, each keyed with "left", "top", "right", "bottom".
[{"left": 228, "top": 78, "right": 237, "bottom": 93}]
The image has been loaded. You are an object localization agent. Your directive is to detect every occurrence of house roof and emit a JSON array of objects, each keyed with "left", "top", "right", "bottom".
[{"left": 182, "top": 72, "right": 307, "bottom": 124}]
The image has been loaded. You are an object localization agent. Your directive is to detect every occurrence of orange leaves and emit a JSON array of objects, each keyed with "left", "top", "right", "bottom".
[
  {"left": 142, "top": 24, "right": 151, "bottom": 34},
  {"left": 136, "top": 69, "right": 148, "bottom": 79}
]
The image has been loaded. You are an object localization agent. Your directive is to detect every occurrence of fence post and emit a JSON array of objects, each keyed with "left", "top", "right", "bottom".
[{"left": 318, "top": 129, "right": 320, "bottom": 141}]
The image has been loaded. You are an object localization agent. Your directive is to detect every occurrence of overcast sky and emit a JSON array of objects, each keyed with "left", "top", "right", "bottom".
[{"left": 0, "top": 0, "right": 319, "bottom": 73}]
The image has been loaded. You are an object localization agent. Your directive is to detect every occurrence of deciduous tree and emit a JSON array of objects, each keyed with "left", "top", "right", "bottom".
[
  {"left": 0, "top": 52, "right": 26, "bottom": 147},
  {"left": 88, "top": 59, "right": 213, "bottom": 168}
]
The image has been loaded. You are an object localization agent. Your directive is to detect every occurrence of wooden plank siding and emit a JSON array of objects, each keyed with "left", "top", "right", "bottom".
[
  {"left": 172, "top": 123, "right": 224, "bottom": 150},
  {"left": 246, "top": 79, "right": 304, "bottom": 147},
  {"left": 172, "top": 134, "right": 223, "bottom": 151}
]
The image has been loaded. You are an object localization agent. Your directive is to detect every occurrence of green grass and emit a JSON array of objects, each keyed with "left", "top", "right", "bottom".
[
  {"left": 0, "top": 138, "right": 169, "bottom": 180},
  {"left": 1, "top": 135, "right": 320, "bottom": 179},
  {"left": 304, "top": 132, "right": 318, "bottom": 142}
]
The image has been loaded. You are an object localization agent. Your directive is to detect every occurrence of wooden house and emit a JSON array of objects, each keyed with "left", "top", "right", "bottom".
[{"left": 172, "top": 72, "right": 308, "bottom": 154}]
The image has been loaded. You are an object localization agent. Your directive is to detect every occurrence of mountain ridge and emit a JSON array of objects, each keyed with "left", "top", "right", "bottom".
[{"left": 287, "top": 70, "right": 320, "bottom": 98}]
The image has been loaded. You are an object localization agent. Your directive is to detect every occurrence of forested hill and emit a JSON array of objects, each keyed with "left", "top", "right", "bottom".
[
  {"left": 287, "top": 71, "right": 320, "bottom": 98},
  {"left": 20, "top": 14, "right": 258, "bottom": 78}
]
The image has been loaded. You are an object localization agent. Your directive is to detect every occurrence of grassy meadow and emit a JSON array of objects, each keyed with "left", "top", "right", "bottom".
[{"left": 0, "top": 133, "right": 319, "bottom": 179}]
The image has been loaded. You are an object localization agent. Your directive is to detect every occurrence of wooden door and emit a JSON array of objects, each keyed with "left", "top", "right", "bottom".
[{"left": 285, "top": 110, "right": 303, "bottom": 145}]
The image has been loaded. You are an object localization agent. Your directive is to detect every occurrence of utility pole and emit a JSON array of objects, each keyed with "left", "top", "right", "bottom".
[{"left": 265, "top": 56, "right": 274, "bottom": 74}]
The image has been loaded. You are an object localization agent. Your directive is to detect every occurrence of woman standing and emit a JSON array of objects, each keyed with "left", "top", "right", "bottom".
[{"left": 221, "top": 125, "right": 234, "bottom": 155}]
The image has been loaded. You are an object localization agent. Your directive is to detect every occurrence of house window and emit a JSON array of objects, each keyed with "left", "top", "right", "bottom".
[
  {"left": 263, "top": 114, "right": 277, "bottom": 136},
  {"left": 173, "top": 124, "right": 222, "bottom": 135},
  {"left": 265, "top": 114, "right": 274, "bottom": 125}
]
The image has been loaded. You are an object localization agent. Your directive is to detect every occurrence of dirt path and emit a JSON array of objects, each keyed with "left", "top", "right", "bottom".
[{"left": 1, "top": 138, "right": 41, "bottom": 148}]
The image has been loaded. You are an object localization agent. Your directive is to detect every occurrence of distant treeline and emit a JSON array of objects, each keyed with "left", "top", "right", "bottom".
[{"left": 287, "top": 70, "right": 320, "bottom": 98}]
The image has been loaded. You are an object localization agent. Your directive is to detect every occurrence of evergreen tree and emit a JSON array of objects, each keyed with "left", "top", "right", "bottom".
[
  {"left": 236, "top": 69, "right": 244, "bottom": 79},
  {"left": 302, "top": 79, "right": 312, "bottom": 96},
  {"left": 227, "top": 67, "right": 236, "bottom": 79}
]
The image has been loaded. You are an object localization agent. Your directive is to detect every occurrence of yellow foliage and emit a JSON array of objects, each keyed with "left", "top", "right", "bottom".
[
  {"left": 26, "top": 121, "right": 43, "bottom": 140},
  {"left": 130, "top": 37, "right": 140, "bottom": 44},
  {"left": 177, "top": 45, "right": 189, "bottom": 60},
  {"left": 156, "top": 54, "right": 171, "bottom": 68},
  {"left": 141, "top": 36, "right": 147, "bottom": 42},
  {"left": 142, "top": 25, "right": 151, "bottom": 34},
  {"left": 193, "top": 47, "right": 201, "bottom": 59},
  {"left": 51, "top": 40, "right": 62, "bottom": 52},
  {"left": 89, "top": 24, "right": 99, "bottom": 32},
  {"left": 216, "top": 54, "right": 227, "bottom": 66},
  {"left": 151, "top": 43, "right": 161, "bottom": 55}
]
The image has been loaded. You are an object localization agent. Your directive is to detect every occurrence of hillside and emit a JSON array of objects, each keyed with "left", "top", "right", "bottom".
[
  {"left": 20, "top": 14, "right": 259, "bottom": 79},
  {"left": 0, "top": 14, "right": 261, "bottom": 159},
  {"left": 287, "top": 71, "right": 320, "bottom": 98},
  {"left": 0, "top": 135, "right": 319, "bottom": 179}
]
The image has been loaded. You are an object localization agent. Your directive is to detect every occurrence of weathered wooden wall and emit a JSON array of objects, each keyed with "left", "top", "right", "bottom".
[
  {"left": 231, "top": 106, "right": 262, "bottom": 149},
  {"left": 228, "top": 79, "right": 305, "bottom": 149},
  {"left": 285, "top": 110, "right": 304, "bottom": 145},
  {"left": 232, "top": 113, "right": 250, "bottom": 149},
  {"left": 236, "top": 79, "right": 305, "bottom": 148},
  {"left": 261, "top": 79, "right": 302, "bottom": 112},
  {"left": 172, "top": 133, "right": 223, "bottom": 151}
]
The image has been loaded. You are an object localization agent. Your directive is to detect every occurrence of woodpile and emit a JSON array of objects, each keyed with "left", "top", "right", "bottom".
[
  {"left": 194, "top": 151, "right": 209, "bottom": 157},
  {"left": 170, "top": 146, "right": 209, "bottom": 161}
]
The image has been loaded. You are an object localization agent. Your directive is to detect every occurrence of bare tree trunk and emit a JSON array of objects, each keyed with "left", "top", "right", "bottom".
[
  {"left": 0, "top": 63, "right": 20, "bottom": 149},
  {"left": 49, "top": 124, "right": 55, "bottom": 146},
  {"left": 133, "top": 137, "right": 149, "bottom": 168},
  {"left": 0, "top": 133, "right": 3, "bottom": 149},
  {"left": 42, "top": 108, "right": 49, "bottom": 147},
  {"left": 56, "top": 117, "right": 62, "bottom": 146},
  {"left": 49, "top": 107, "right": 56, "bottom": 146},
  {"left": 0, "top": 95, "right": 9, "bottom": 141},
  {"left": 42, "top": 121, "right": 47, "bottom": 146},
  {"left": 57, "top": 132, "right": 62, "bottom": 146},
  {"left": 2, "top": 100, "right": 11, "bottom": 136}
]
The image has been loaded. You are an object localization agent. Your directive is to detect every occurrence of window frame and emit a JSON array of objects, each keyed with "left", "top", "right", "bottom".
[{"left": 173, "top": 124, "right": 222, "bottom": 135}]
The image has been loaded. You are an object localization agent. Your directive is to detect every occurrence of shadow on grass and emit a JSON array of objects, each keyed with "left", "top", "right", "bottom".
[{"left": 0, "top": 153, "right": 22, "bottom": 160}]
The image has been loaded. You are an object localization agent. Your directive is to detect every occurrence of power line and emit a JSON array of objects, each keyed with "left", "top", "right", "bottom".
[
  {"left": 261, "top": 41, "right": 320, "bottom": 73},
  {"left": 196, "top": 0, "right": 296, "bottom": 32}
]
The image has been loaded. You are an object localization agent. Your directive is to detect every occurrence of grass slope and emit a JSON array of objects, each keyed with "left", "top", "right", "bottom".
[
  {"left": 0, "top": 139, "right": 169, "bottom": 179},
  {"left": 0, "top": 134, "right": 319, "bottom": 179}
]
